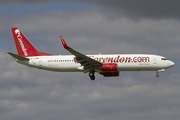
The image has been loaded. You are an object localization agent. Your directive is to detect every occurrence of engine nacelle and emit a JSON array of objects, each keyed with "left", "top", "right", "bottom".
[
  {"left": 101, "top": 71, "right": 119, "bottom": 77},
  {"left": 101, "top": 63, "right": 117, "bottom": 71},
  {"left": 101, "top": 63, "right": 119, "bottom": 77}
]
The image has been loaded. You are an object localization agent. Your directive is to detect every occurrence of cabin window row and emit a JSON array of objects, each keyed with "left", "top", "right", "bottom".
[{"left": 48, "top": 60, "right": 74, "bottom": 62}]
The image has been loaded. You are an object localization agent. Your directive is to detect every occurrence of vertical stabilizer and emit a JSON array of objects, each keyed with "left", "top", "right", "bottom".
[{"left": 11, "top": 27, "right": 52, "bottom": 57}]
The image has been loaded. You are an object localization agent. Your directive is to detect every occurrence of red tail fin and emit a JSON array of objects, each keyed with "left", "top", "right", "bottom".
[{"left": 11, "top": 27, "right": 52, "bottom": 57}]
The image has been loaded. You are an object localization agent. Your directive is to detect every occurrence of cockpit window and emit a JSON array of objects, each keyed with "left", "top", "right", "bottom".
[{"left": 161, "top": 58, "right": 167, "bottom": 60}]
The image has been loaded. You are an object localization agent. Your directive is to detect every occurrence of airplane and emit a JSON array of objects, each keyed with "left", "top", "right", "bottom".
[{"left": 8, "top": 27, "right": 175, "bottom": 80}]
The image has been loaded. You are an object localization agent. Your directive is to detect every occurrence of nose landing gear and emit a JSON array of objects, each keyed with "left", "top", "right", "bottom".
[
  {"left": 156, "top": 73, "right": 159, "bottom": 77},
  {"left": 156, "top": 69, "right": 165, "bottom": 77}
]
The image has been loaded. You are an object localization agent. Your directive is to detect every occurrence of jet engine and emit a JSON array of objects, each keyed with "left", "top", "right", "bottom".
[{"left": 101, "top": 63, "right": 119, "bottom": 77}]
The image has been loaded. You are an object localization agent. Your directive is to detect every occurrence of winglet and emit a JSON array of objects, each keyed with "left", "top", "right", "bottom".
[{"left": 60, "top": 36, "right": 70, "bottom": 49}]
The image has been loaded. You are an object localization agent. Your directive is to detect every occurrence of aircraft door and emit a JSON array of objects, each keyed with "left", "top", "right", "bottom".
[{"left": 153, "top": 57, "right": 157, "bottom": 64}]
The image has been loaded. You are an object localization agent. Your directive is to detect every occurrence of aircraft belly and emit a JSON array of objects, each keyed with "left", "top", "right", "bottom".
[{"left": 42, "top": 62, "right": 82, "bottom": 72}]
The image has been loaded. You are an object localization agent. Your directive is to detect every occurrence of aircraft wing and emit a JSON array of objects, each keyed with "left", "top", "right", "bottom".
[{"left": 60, "top": 36, "right": 102, "bottom": 69}]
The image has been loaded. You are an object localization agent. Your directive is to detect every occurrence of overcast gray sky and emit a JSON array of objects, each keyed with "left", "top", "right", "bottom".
[{"left": 1, "top": 1, "right": 180, "bottom": 120}]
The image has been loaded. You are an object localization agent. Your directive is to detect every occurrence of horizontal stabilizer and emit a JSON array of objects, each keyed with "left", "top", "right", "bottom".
[{"left": 7, "top": 52, "right": 29, "bottom": 60}]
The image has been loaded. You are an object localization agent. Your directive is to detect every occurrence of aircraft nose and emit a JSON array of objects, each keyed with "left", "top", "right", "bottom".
[{"left": 169, "top": 61, "right": 175, "bottom": 67}]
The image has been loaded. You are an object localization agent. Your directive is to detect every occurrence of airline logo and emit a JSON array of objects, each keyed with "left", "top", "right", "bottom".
[{"left": 15, "top": 29, "right": 28, "bottom": 56}]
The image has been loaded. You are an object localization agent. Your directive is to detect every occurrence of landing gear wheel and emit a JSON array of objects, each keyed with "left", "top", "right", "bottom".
[
  {"left": 156, "top": 73, "right": 159, "bottom": 77},
  {"left": 90, "top": 76, "right": 95, "bottom": 80}
]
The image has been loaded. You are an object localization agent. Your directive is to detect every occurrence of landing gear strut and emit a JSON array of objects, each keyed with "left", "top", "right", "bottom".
[{"left": 89, "top": 69, "right": 95, "bottom": 80}]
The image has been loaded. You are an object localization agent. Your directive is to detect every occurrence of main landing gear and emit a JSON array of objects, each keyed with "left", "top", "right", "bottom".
[{"left": 89, "top": 69, "right": 95, "bottom": 80}]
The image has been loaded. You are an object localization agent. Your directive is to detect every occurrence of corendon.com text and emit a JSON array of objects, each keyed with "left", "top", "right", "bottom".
[{"left": 74, "top": 56, "right": 150, "bottom": 63}]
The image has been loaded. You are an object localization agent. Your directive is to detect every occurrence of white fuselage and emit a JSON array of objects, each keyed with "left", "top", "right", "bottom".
[{"left": 17, "top": 54, "right": 174, "bottom": 73}]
